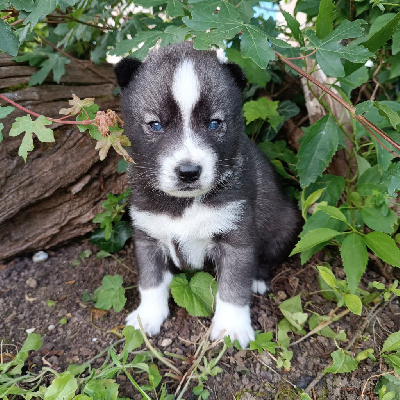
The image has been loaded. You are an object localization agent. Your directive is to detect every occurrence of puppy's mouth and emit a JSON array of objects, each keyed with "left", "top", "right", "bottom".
[{"left": 164, "top": 186, "right": 211, "bottom": 198}]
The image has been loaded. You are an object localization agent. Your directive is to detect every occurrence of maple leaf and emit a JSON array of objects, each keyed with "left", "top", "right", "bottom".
[
  {"left": 59, "top": 94, "right": 95, "bottom": 116},
  {"left": 95, "top": 129, "right": 133, "bottom": 163},
  {"left": 9, "top": 115, "right": 54, "bottom": 161}
]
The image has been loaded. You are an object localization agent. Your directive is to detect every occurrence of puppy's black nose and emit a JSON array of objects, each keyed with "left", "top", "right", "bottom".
[{"left": 177, "top": 163, "right": 202, "bottom": 183}]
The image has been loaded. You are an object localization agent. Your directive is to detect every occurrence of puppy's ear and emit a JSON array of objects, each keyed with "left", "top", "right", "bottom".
[
  {"left": 114, "top": 57, "right": 142, "bottom": 89},
  {"left": 224, "top": 63, "right": 247, "bottom": 91}
]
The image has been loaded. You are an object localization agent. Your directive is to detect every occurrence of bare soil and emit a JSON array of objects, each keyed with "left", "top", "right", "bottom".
[{"left": 1, "top": 239, "right": 399, "bottom": 399}]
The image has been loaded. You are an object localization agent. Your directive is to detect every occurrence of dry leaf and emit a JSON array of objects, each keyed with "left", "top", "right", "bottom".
[{"left": 59, "top": 94, "right": 95, "bottom": 116}]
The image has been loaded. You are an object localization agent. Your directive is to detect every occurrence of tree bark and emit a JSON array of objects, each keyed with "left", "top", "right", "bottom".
[{"left": 0, "top": 54, "right": 128, "bottom": 261}]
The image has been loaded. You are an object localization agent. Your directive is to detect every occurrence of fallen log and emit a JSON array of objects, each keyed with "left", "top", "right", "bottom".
[{"left": 0, "top": 54, "right": 128, "bottom": 261}]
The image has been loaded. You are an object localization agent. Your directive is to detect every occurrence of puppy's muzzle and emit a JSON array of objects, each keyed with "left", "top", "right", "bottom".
[{"left": 176, "top": 163, "right": 202, "bottom": 183}]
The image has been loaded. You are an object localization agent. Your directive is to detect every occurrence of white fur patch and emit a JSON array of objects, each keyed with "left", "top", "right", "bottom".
[
  {"left": 251, "top": 280, "right": 268, "bottom": 295},
  {"left": 160, "top": 59, "right": 216, "bottom": 197},
  {"left": 210, "top": 294, "right": 255, "bottom": 348},
  {"left": 125, "top": 272, "right": 173, "bottom": 335},
  {"left": 172, "top": 59, "right": 200, "bottom": 127},
  {"left": 130, "top": 200, "right": 245, "bottom": 269},
  {"left": 158, "top": 134, "right": 217, "bottom": 197}
]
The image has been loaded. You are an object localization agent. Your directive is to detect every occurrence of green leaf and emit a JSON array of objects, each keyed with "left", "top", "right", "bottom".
[
  {"left": 317, "top": 265, "right": 338, "bottom": 290},
  {"left": 250, "top": 332, "right": 277, "bottom": 354},
  {"left": 170, "top": 272, "right": 217, "bottom": 317},
  {"left": 344, "top": 293, "right": 362, "bottom": 315},
  {"left": 393, "top": 29, "right": 400, "bottom": 55},
  {"left": 375, "top": 103, "right": 400, "bottom": 130},
  {"left": 243, "top": 97, "right": 283, "bottom": 128},
  {"left": 290, "top": 228, "right": 344, "bottom": 256},
  {"left": 9, "top": 115, "right": 54, "bottom": 161},
  {"left": 11, "top": 0, "right": 35, "bottom": 11},
  {"left": 0, "top": 20, "right": 19, "bottom": 56},
  {"left": 162, "top": 25, "right": 191, "bottom": 46},
  {"left": 363, "top": 232, "right": 400, "bottom": 268},
  {"left": 122, "top": 326, "right": 143, "bottom": 364},
  {"left": 324, "top": 349, "right": 359, "bottom": 374},
  {"left": 91, "top": 221, "right": 132, "bottom": 253},
  {"left": 44, "top": 371, "right": 78, "bottom": 400},
  {"left": 355, "top": 101, "right": 374, "bottom": 115},
  {"left": 278, "top": 294, "right": 308, "bottom": 332},
  {"left": 166, "top": 0, "right": 185, "bottom": 17},
  {"left": 83, "top": 379, "right": 119, "bottom": 400},
  {"left": 382, "top": 332, "right": 400, "bottom": 353},
  {"left": 24, "top": 0, "right": 58, "bottom": 27},
  {"left": 29, "top": 53, "right": 70, "bottom": 85},
  {"left": 363, "top": 12, "right": 400, "bottom": 53},
  {"left": 375, "top": 375, "right": 400, "bottom": 400},
  {"left": 304, "top": 175, "right": 345, "bottom": 206},
  {"left": 314, "top": 204, "right": 348, "bottom": 224},
  {"left": 316, "top": 0, "right": 333, "bottom": 39},
  {"left": 7, "top": 333, "right": 42, "bottom": 375},
  {"left": 297, "top": 116, "right": 340, "bottom": 188},
  {"left": 307, "top": 20, "right": 372, "bottom": 77},
  {"left": 240, "top": 25, "right": 275, "bottom": 69},
  {"left": 360, "top": 206, "right": 398, "bottom": 234},
  {"left": 93, "top": 274, "right": 126, "bottom": 312},
  {"left": 281, "top": 11, "right": 302, "bottom": 44},
  {"left": 113, "top": 30, "right": 162, "bottom": 58},
  {"left": 340, "top": 233, "right": 368, "bottom": 294}
]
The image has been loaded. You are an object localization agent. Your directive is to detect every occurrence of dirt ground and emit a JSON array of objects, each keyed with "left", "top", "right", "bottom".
[{"left": 1, "top": 239, "right": 399, "bottom": 399}]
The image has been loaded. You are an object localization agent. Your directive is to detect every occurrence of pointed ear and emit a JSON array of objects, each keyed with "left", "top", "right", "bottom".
[
  {"left": 224, "top": 63, "right": 247, "bottom": 91},
  {"left": 114, "top": 57, "right": 142, "bottom": 89}
]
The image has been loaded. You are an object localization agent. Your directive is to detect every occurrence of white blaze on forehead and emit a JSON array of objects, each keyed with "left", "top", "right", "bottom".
[{"left": 172, "top": 59, "right": 200, "bottom": 125}]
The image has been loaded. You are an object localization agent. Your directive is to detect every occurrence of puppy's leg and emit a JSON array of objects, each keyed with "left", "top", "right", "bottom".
[
  {"left": 126, "top": 234, "right": 172, "bottom": 335},
  {"left": 211, "top": 243, "right": 256, "bottom": 348},
  {"left": 252, "top": 249, "right": 272, "bottom": 295}
]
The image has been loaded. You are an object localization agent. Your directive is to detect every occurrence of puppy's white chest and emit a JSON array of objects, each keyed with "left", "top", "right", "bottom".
[{"left": 130, "top": 201, "right": 245, "bottom": 269}]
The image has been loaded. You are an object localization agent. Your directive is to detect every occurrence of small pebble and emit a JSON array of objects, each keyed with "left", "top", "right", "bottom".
[
  {"left": 48, "top": 324, "right": 55, "bottom": 331},
  {"left": 32, "top": 251, "right": 48, "bottom": 263},
  {"left": 25, "top": 328, "right": 35, "bottom": 334},
  {"left": 26, "top": 277, "right": 37, "bottom": 288},
  {"left": 92, "top": 338, "right": 97, "bottom": 342},
  {"left": 160, "top": 338, "right": 172, "bottom": 347}
]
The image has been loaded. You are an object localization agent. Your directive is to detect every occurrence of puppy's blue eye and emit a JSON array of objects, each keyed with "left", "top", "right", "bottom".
[
  {"left": 208, "top": 120, "right": 221, "bottom": 130},
  {"left": 149, "top": 121, "right": 163, "bottom": 132}
]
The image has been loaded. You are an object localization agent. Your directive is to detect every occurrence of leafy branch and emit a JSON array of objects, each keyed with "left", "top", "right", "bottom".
[{"left": 275, "top": 51, "right": 400, "bottom": 156}]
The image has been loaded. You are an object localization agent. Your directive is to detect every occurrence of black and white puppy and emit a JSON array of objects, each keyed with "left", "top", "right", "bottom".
[{"left": 114, "top": 42, "right": 300, "bottom": 348}]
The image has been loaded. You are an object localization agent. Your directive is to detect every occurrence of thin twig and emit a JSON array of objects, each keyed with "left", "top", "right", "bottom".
[
  {"left": 38, "top": 34, "right": 116, "bottom": 85},
  {"left": 289, "top": 308, "right": 351, "bottom": 347},
  {"left": 0, "top": 93, "right": 94, "bottom": 125},
  {"left": 346, "top": 296, "right": 391, "bottom": 353},
  {"left": 137, "top": 316, "right": 182, "bottom": 376},
  {"left": 361, "top": 371, "right": 395, "bottom": 398},
  {"left": 284, "top": 49, "right": 317, "bottom": 60}
]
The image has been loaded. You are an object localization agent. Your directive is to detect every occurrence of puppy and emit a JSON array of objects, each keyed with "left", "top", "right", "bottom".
[{"left": 114, "top": 42, "right": 300, "bottom": 348}]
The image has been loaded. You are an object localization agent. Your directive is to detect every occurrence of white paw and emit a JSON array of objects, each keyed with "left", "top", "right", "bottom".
[
  {"left": 126, "top": 302, "right": 169, "bottom": 336},
  {"left": 210, "top": 295, "right": 255, "bottom": 348},
  {"left": 125, "top": 274, "right": 172, "bottom": 336},
  {"left": 251, "top": 279, "right": 269, "bottom": 295}
]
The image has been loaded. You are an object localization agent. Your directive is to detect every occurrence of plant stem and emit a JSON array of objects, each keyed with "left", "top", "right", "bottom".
[
  {"left": 0, "top": 93, "right": 95, "bottom": 126},
  {"left": 289, "top": 308, "right": 351, "bottom": 347},
  {"left": 137, "top": 316, "right": 182, "bottom": 376}
]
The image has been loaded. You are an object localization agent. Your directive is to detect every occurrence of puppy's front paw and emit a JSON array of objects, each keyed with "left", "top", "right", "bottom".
[
  {"left": 126, "top": 303, "right": 169, "bottom": 336},
  {"left": 210, "top": 297, "right": 254, "bottom": 348}
]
